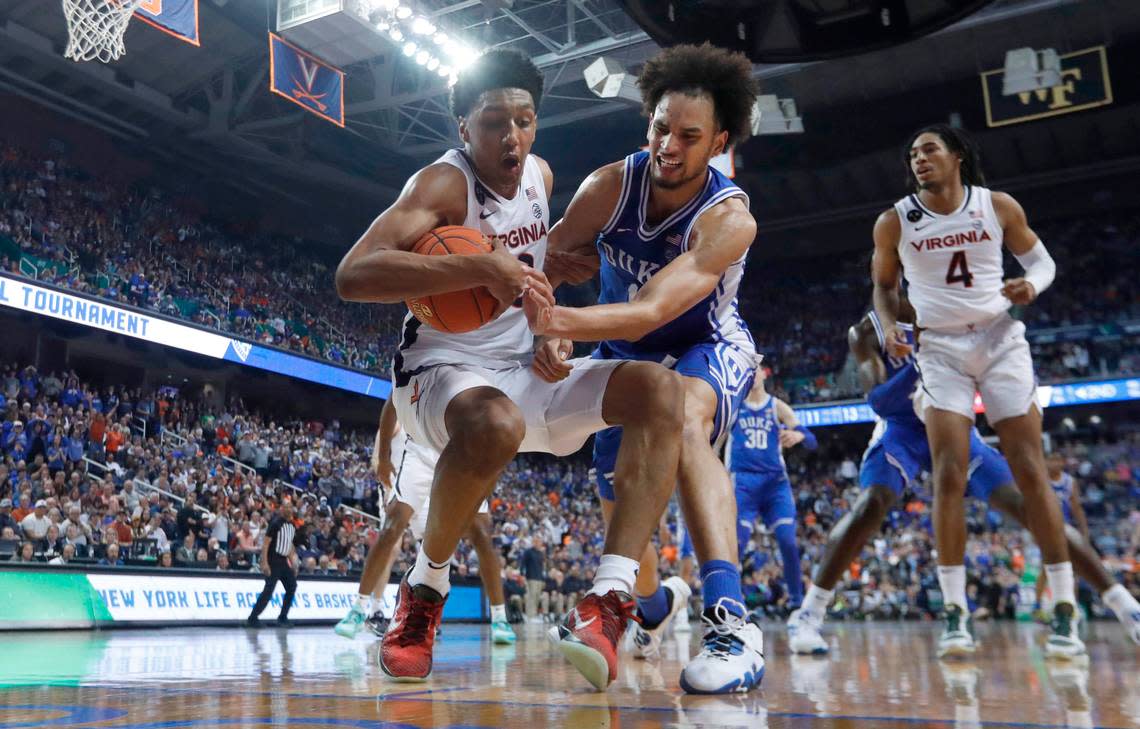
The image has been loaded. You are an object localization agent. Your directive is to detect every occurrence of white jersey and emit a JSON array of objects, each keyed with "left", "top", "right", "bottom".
[
  {"left": 396, "top": 149, "right": 550, "bottom": 374},
  {"left": 894, "top": 186, "right": 1008, "bottom": 330},
  {"left": 389, "top": 423, "right": 406, "bottom": 470}
]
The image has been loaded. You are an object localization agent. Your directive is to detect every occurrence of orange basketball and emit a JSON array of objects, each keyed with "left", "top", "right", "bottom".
[{"left": 405, "top": 226, "right": 498, "bottom": 334}]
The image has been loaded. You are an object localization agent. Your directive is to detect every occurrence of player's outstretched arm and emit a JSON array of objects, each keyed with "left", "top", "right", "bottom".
[
  {"left": 848, "top": 318, "right": 888, "bottom": 395},
  {"left": 544, "top": 161, "right": 623, "bottom": 288},
  {"left": 526, "top": 197, "right": 755, "bottom": 341},
  {"left": 335, "top": 163, "right": 537, "bottom": 307},
  {"left": 871, "top": 209, "right": 909, "bottom": 358},
  {"left": 371, "top": 398, "right": 398, "bottom": 491},
  {"left": 993, "top": 192, "right": 1055, "bottom": 306},
  {"left": 775, "top": 398, "right": 817, "bottom": 450}
]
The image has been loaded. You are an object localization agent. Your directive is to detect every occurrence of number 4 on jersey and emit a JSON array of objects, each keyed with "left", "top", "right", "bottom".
[{"left": 945, "top": 251, "right": 974, "bottom": 287}]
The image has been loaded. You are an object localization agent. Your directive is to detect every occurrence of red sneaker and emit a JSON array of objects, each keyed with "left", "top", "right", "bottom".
[
  {"left": 547, "top": 590, "right": 636, "bottom": 690},
  {"left": 379, "top": 578, "right": 447, "bottom": 681}
]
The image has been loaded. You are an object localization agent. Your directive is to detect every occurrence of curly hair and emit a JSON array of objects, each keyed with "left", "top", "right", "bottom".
[
  {"left": 903, "top": 124, "right": 986, "bottom": 192},
  {"left": 449, "top": 49, "right": 544, "bottom": 118},
  {"left": 637, "top": 43, "right": 758, "bottom": 147}
]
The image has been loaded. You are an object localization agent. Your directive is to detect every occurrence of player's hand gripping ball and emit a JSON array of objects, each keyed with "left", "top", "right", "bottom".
[{"left": 405, "top": 226, "right": 499, "bottom": 333}]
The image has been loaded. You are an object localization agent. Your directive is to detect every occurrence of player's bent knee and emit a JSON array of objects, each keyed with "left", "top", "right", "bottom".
[
  {"left": 448, "top": 396, "right": 525, "bottom": 463},
  {"left": 606, "top": 362, "right": 683, "bottom": 428}
]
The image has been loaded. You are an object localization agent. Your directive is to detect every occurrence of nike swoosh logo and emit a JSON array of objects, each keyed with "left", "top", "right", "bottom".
[
  {"left": 479, "top": 210, "right": 495, "bottom": 219},
  {"left": 914, "top": 223, "right": 932, "bottom": 231},
  {"left": 574, "top": 615, "right": 597, "bottom": 630}
]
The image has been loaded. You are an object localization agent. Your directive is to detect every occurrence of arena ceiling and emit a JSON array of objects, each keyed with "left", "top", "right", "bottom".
[{"left": 1, "top": 0, "right": 1138, "bottom": 246}]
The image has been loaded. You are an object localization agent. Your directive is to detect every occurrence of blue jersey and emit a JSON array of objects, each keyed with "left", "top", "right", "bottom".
[
  {"left": 866, "top": 311, "right": 920, "bottom": 426},
  {"left": 594, "top": 151, "right": 754, "bottom": 359},
  {"left": 1051, "top": 472, "right": 1075, "bottom": 523},
  {"left": 727, "top": 396, "right": 786, "bottom": 476}
]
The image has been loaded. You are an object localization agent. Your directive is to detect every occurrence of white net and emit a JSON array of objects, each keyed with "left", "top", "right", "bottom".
[{"left": 61, "top": 0, "right": 144, "bottom": 63}]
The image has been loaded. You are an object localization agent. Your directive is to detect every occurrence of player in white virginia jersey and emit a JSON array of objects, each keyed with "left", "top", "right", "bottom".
[
  {"left": 871, "top": 124, "right": 1083, "bottom": 660},
  {"left": 333, "top": 396, "right": 515, "bottom": 645},
  {"left": 336, "top": 50, "right": 683, "bottom": 686}
]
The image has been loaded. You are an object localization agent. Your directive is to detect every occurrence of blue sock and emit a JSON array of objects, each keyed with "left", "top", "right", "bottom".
[
  {"left": 700, "top": 560, "right": 745, "bottom": 617},
  {"left": 637, "top": 586, "right": 670, "bottom": 628}
]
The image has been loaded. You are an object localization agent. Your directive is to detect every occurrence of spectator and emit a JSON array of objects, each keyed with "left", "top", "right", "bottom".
[
  {"left": 20, "top": 499, "right": 50, "bottom": 541},
  {"left": 521, "top": 535, "right": 546, "bottom": 623},
  {"left": 100, "top": 542, "right": 124, "bottom": 566}
]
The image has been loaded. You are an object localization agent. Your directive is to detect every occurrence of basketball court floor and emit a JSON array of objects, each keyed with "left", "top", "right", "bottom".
[{"left": 2, "top": 620, "right": 1137, "bottom": 728}]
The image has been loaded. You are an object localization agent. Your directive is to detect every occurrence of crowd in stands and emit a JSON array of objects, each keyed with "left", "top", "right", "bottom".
[
  {"left": 0, "top": 141, "right": 401, "bottom": 377},
  {"left": 1, "top": 358, "right": 1138, "bottom": 626},
  {"left": 0, "top": 360, "right": 383, "bottom": 576},
  {"left": 3, "top": 140, "right": 1138, "bottom": 407}
]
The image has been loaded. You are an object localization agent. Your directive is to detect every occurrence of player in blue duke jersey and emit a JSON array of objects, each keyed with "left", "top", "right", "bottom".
[
  {"left": 785, "top": 292, "right": 1140, "bottom": 655},
  {"left": 726, "top": 368, "right": 817, "bottom": 612},
  {"left": 528, "top": 44, "right": 764, "bottom": 694}
]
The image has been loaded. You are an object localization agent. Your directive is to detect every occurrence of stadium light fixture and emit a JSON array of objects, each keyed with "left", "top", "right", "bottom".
[
  {"left": 583, "top": 56, "right": 639, "bottom": 103},
  {"left": 411, "top": 16, "right": 436, "bottom": 35},
  {"left": 1001, "top": 47, "right": 1062, "bottom": 96},
  {"left": 750, "top": 95, "right": 803, "bottom": 135}
]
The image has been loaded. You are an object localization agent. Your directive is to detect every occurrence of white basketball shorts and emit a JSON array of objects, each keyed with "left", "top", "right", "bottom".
[
  {"left": 915, "top": 312, "right": 1038, "bottom": 424},
  {"left": 387, "top": 435, "right": 488, "bottom": 541},
  {"left": 391, "top": 357, "right": 623, "bottom": 457}
]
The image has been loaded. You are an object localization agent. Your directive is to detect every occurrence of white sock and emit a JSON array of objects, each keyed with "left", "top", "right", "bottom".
[
  {"left": 588, "top": 554, "right": 640, "bottom": 596},
  {"left": 1102, "top": 583, "right": 1140, "bottom": 621},
  {"left": 408, "top": 547, "right": 451, "bottom": 597},
  {"left": 353, "top": 594, "right": 371, "bottom": 613},
  {"left": 490, "top": 604, "right": 507, "bottom": 623},
  {"left": 937, "top": 565, "right": 968, "bottom": 612},
  {"left": 802, "top": 584, "right": 834, "bottom": 621},
  {"left": 1045, "top": 562, "right": 1076, "bottom": 608}
]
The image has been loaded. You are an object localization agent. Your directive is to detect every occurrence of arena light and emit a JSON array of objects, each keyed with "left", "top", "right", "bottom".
[
  {"left": 395, "top": 5, "right": 412, "bottom": 19},
  {"left": 411, "top": 16, "right": 436, "bottom": 36},
  {"left": 437, "top": 64, "right": 451, "bottom": 77},
  {"left": 415, "top": 49, "right": 430, "bottom": 65},
  {"left": 1001, "top": 47, "right": 1062, "bottom": 96},
  {"left": 433, "top": 32, "right": 448, "bottom": 46},
  {"left": 426, "top": 57, "right": 439, "bottom": 71},
  {"left": 402, "top": 41, "right": 417, "bottom": 57},
  {"left": 583, "top": 56, "right": 639, "bottom": 103},
  {"left": 387, "top": 27, "right": 403, "bottom": 42},
  {"left": 750, "top": 95, "right": 804, "bottom": 135}
]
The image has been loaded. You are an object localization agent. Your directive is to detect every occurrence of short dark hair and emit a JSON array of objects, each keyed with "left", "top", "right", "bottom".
[
  {"left": 903, "top": 124, "right": 986, "bottom": 191},
  {"left": 637, "top": 43, "right": 758, "bottom": 147},
  {"left": 449, "top": 49, "right": 544, "bottom": 118}
]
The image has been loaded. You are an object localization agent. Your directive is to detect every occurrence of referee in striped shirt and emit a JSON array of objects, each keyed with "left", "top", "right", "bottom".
[{"left": 247, "top": 499, "right": 299, "bottom": 627}]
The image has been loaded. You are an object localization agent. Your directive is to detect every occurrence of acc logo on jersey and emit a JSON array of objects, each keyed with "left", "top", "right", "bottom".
[
  {"left": 531, "top": 202, "right": 542, "bottom": 219},
  {"left": 906, "top": 209, "right": 923, "bottom": 223}
]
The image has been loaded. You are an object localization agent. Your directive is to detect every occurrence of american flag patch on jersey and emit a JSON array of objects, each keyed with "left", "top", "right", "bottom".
[
  {"left": 666, "top": 233, "right": 682, "bottom": 246},
  {"left": 525, "top": 186, "right": 538, "bottom": 201}
]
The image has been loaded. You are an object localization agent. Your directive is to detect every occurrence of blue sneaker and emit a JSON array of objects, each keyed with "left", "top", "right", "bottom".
[
  {"left": 334, "top": 605, "right": 367, "bottom": 639},
  {"left": 679, "top": 599, "right": 765, "bottom": 694},
  {"left": 491, "top": 620, "right": 517, "bottom": 644}
]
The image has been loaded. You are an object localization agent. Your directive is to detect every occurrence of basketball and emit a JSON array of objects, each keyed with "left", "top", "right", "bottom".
[{"left": 405, "top": 226, "right": 499, "bottom": 334}]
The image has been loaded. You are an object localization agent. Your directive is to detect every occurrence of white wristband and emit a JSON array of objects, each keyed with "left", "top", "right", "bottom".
[{"left": 1013, "top": 240, "right": 1055, "bottom": 297}]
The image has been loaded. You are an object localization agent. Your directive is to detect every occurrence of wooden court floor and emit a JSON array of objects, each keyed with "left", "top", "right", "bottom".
[{"left": 1, "top": 619, "right": 1138, "bottom": 728}]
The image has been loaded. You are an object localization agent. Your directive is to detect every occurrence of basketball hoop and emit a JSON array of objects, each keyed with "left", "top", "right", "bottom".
[{"left": 61, "top": 0, "right": 144, "bottom": 63}]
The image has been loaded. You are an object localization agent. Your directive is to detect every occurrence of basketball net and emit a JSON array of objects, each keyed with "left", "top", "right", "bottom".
[{"left": 61, "top": 0, "right": 144, "bottom": 63}]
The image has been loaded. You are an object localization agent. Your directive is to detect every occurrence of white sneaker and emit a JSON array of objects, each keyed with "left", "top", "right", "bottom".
[
  {"left": 628, "top": 576, "right": 693, "bottom": 660},
  {"left": 679, "top": 599, "right": 765, "bottom": 694},
  {"left": 787, "top": 608, "right": 828, "bottom": 655},
  {"left": 937, "top": 605, "right": 977, "bottom": 659},
  {"left": 1045, "top": 602, "right": 1087, "bottom": 661},
  {"left": 1120, "top": 607, "right": 1140, "bottom": 646}
]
